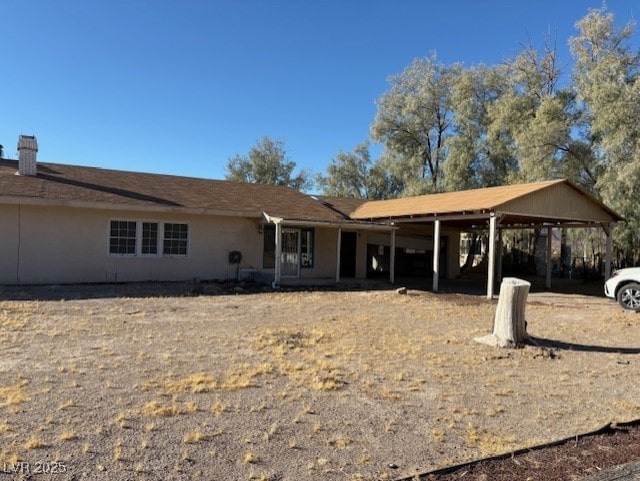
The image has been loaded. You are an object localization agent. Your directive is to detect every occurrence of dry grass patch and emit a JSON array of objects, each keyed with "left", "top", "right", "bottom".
[
  {"left": 165, "top": 373, "right": 218, "bottom": 394},
  {"left": 58, "top": 430, "right": 76, "bottom": 441},
  {"left": 0, "top": 381, "right": 30, "bottom": 407},
  {"left": 140, "top": 401, "right": 182, "bottom": 417},
  {"left": 24, "top": 436, "right": 45, "bottom": 450}
]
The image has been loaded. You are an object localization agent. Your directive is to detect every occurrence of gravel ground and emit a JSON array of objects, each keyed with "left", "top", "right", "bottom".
[{"left": 0, "top": 283, "right": 638, "bottom": 480}]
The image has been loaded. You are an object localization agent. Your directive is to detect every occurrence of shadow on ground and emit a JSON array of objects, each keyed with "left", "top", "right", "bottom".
[{"left": 530, "top": 336, "right": 640, "bottom": 355}]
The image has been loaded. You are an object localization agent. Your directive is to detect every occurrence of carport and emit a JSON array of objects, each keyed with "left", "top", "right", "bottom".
[{"left": 350, "top": 179, "right": 623, "bottom": 299}]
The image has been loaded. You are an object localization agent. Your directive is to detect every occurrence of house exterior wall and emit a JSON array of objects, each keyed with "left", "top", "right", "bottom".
[
  {"left": 501, "top": 183, "right": 616, "bottom": 223},
  {"left": 299, "top": 227, "right": 338, "bottom": 279},
  {"left": 0, "top": 205, "right": 20, "bottom": 284},
  {"left": 0, "top": 204, "right": 264, "bottom": 285},
  {"left": 0, "top": 203, "right": 461, "bottom": 286}
]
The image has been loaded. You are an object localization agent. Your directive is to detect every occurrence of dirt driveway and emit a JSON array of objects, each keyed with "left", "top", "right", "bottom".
[{"left": 0, "top": 285, "right": 638, "bottom": 480}]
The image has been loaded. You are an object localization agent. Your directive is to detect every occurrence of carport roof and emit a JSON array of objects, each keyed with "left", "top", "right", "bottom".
[{"left": 350, "top": 179, "right": 622, "bottom": 227}]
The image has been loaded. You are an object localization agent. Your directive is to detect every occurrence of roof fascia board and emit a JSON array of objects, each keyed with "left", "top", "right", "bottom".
[
  {"left": 497, "top": 209, "right": 619, "bottom": 224},
  {"left": 262, "top": 212, "right": 397, "bottom": 231},
  {"left": 497, "top": 221, "right": 614, "bottom": 229},
  {"left": 389, "top": 212, "right": 493, "bottom": 223}
]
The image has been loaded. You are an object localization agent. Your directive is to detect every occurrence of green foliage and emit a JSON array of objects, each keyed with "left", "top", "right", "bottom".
[
  {"left": 446, "top": 64, "right": 514, "bottom": 190},
  {"left": 570, "top": 6, "right": 640, "bottom": 263},
  {"left": 315, "top": 142, "right": 399, "bottom": 199},
  {"left": 226, "top": 137, "right": 311, "bottom": 192},
  {"left": 371, "top": 54, "right": 461, "bottom": 193}
]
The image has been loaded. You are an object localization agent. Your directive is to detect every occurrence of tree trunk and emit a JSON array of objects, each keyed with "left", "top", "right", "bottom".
[
  {"left": 475, "top": 277, "right": 530, "bottom": 348},
  {"left": 460, "top": 233, "right": 478, "bottom": 274}
]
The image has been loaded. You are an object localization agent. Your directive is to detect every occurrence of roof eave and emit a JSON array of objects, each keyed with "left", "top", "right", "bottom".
[{"left": 0, "top": 195, "right": 265, "bottom": 219}]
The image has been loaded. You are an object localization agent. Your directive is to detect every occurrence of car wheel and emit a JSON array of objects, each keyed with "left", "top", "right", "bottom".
[{"left": 616, "top": 283, "right": 640, "bottom": 311}]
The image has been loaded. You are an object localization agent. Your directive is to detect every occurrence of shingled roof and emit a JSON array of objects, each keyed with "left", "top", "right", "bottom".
[
  {"left": 0, "top": 159, "right": 351, "bottom": 223},
  {"left": 350, "top": 179, "right": 621, "bottom": 225},
  {"left": 0, "top": 159, "right": 621, "bottom": 228}
]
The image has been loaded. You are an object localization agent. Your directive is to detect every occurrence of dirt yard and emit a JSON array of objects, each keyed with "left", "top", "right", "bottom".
[{"left": 0, "top": 284, "right": 638, "bottom": 480}]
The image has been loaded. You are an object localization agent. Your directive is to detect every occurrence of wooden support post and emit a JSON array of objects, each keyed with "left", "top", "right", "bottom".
[
  {"left": 432, "top": 219, "right": 441, "bottom": 292},
  {"left": 336, "top": 227, "right": 342, "bottom": 284},
  {"left": 605, "top": 222, "right": 613, "bottom": 280},
  {"left": 546, "top": 226, "right": 552, "bottom": 290},
  {"left": 390, "top": 229, "right": 396, "bottom": 284},
  {"left": 273, "top": 222, "right": 282, "bottom": 288},
  {"left": 487, "top": 215, "right": 497, "bottom": 299},
  {"left": 475, "top": 277, "right": 531, "bottom": 348}
]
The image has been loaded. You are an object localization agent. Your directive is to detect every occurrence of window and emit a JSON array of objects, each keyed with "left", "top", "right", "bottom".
[
  {"left": 300, "top": 228, "right": 314, "bottom": 268},
  {"left": 263, "top": 225, "right": 276, "bottom": 268},
  {"left": 262, "top": 226, "right": 314, "bottom": 269},
  {"left": 109, "top": 221, "right": 136, "bottom": 255},
  {"left": 108, "top": 220, "right": 188, "bottom": 257},
  {"left": 163, "top": 223, "right": 188, "bottom": 256},
  {"left": 142, "top": 222, "right": 158, "bottom": 255}
]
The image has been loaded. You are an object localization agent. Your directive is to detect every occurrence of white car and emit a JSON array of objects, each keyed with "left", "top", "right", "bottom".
[{"left": 604, "top": 267, "right": 640, "bottom": 311}]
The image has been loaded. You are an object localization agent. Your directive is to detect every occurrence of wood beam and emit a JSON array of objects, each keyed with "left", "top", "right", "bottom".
[
  {"left": 273, "top": 222, "right": 282, "bottom": 288},
  {"left": 390, "top": 229, "right": 396, "bottom": 284},
  {"left": 546, "top": 226, "right": 553, "bottom": 289},
  {"left": 336, "top": 227, "right": 342, "bottom": 284},
  {"left": 605, "top": 222, "right": 613, "bottom": 280}
]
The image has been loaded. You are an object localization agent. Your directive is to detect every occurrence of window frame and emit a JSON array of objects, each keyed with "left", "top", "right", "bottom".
[
  {"left": 108, "top": 220, "right": 137, "bottom": 256},
  {"left": 107, "top": 220, "right": 190, "bottom": 258},
  {"left": 162, "top": 222, "right": 190, "bottom": 257},
  {"left": 140, "top": 221, "right": 160, "bottom": 256}
]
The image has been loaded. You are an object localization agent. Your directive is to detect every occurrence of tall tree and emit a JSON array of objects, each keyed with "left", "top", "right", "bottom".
[
  {"left": 570, "top": 6, "right": 640, "bottom": 264},
  {"left": 226, "top": 136, "right": 312, "bottom": 192},
  {"left": 489, "top": 37, "right": 572, "bottom": 184},
  {"left": 445, "top": 64, "right": 514, "bottom": 191},
  {"left": 316, "top": 142, "right": 401, "bottom": 199},
  {"left": 371, "top": 54, "right": 461, "bottom": 195}
]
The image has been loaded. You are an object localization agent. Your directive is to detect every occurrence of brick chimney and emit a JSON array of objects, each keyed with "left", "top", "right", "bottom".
[{"left": 17, "top": 135, "right": 38, "bottom": 176}]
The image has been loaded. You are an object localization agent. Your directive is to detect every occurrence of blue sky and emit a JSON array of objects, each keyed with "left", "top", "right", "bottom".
[{"left": 1, "top": 1, "right": 638, "bottom": 187}]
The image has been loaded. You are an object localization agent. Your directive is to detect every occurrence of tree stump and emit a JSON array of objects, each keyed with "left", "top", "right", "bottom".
[{"left": 475, "top": 277, "right": 531, "bottom": 348}]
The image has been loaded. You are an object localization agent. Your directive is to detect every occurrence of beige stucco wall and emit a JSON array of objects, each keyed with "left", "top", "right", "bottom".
[
  {"left": 1, "top": 204, "right": 265, "bottom": 285},
  {"left": 0, "top": 203, "right": 462, "bottom": 285},
  {"left": 299, "top": 227, "right": 337, "bottom": 279}
]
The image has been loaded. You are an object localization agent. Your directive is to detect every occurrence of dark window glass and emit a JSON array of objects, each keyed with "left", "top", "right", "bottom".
[
  {"left": 163, "top": 223, "right": 188, "bottom": 256},
  {"left": 263, "top": 225, "right": 275, "bottom": 268},
  {"left": 109, "top": 220, "right": 136, "bottom": 255},
  {"left": 301, "top": 228, "right": 314, "bottom": 268},
  {"left": 142, "top": 222, "right": 158, "bottom": 255}
]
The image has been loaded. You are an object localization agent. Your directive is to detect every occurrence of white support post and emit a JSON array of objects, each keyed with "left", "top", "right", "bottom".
[
  {"left": 336, "top": 227, "right": 342, "bottom": 284},
  {"left": 432, "top": 219, "right": 441, "bottom": 292},
  {"left": 605, "top": 222, "right": 613, "bottom": 280},
  {"left": 546, "top": 226, "right": 553, "bottom": 289},
  {"left": 497, "top": 229, "right": 503, "bottom": 285},
  {"left": 487, "top": 215, "right": 497, "bottom": 299},
  {"left": 390, "top": 229, "right": 396, "bottom": 284},
  {"left": 273, "top": 222, "right": 282, "bottom": 288}
]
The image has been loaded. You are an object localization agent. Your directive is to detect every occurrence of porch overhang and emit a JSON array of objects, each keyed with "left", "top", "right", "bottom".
[
  {"left": 262, "top": 212, "right": 398, "bottom": 288},
  {"left": 262, "top": 212, "right": 397, "bottom": 231}
]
